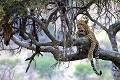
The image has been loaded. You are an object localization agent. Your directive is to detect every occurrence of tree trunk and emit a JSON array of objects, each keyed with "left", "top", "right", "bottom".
[{"left": 108, "top": 32, "right": 120, "bottom": 80}]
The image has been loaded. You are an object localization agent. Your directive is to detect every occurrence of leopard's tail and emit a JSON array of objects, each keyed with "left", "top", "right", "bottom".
[{"left": 90, "top": 59, "right": 102, "bottom": 75}]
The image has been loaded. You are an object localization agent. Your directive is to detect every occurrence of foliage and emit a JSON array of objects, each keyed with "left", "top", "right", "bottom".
[
  {"left": 74, "top": 61, "right": 93, "bottom": 80},
  {"left": 31, "top": 56, "right": 56, "bottom": 77},
  {"left": 0, "top": 0, "right": 27, "bottom": 18},
  {"left": 99, "top": 60, "right": 113, "bottom": 80},
  {"left": 74, "top": 60, "right": 113, "bottom": 80},
  {"left": 0, "top": 5, "right": 4, "bottom": 18},
  {"left": 0, "top": 58, "right": 20, "bottom": 80},
  {"left": 14, "top": 73, "right": 24, "bottom": 80},
  {"left": 0, "top": 58, "right": 20, "bottom": 66}
]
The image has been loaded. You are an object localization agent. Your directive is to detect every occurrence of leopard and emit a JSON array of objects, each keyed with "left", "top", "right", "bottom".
[{"left": 76, "top": 19, "right": 102, "bottom": 75}]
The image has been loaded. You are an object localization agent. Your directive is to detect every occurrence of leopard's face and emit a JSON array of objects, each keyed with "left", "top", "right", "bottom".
[{"left": 76, "top": 20, "right": 88, "bottom": 33}]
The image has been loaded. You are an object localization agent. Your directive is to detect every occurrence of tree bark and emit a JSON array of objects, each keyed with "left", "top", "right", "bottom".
[
  {"left": 12, "top": 35, "right": 120, "bottom": 68},
  {"left": 108, "top": 25, "right": 120, "bottom": 80}
]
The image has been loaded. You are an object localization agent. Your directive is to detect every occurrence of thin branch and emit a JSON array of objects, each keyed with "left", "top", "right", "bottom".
[
  {"left": 46, "top": 7, "right": 58, "bottom": 27},
  {"left": 109, "top": 22, "right": 120, "bottom": 35},
  {"left": 67, "top": 0, "right": 95, "bottom": 12},
  {"left": 27, "top": 16, "right": 57, "bottom": 42},
  {"left": 25, "top": 52, "right": 37, "bottom": 72},
  {"left": 85, "top": 10, "right": 108, "bottom": 32}
]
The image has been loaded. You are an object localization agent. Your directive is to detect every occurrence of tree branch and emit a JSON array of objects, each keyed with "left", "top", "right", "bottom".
[
  {"left": 11, "top": 35, "right": 120, "bottom": 68},
  {"left": 27, "top": 16, "right": 57, "bottom": 42},
  {"left": 11, "top": 35, "right": 35, "bottom": 50},
  {"left": 46, "top": 7, "right": 58, "bottom": 27},
  {"left": 85, "top": 11, "right": 108, "bottom": 32},
  {"left": 109, "top": 22, "right": 120, "bottom": 35}
]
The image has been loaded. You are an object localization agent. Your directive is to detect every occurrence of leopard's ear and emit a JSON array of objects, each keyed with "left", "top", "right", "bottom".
[{"left": 84, "top": 19, "right": 88, "bottom": 23}]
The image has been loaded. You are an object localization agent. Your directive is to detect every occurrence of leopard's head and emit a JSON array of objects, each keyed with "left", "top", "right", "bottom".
[{"left": 76, "top": 19, "right": 88, "bottom": 32}]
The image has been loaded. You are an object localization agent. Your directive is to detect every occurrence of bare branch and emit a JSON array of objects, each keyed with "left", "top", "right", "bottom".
[
  {"left": 11, "top": 34, "right": 120, "bottom": 68},
  {"left": 11, "top": 35, "right": 35, "bottom": 50},
  {"left": 46, "top": 7, "right": 58, "bottom": 27},
  {"left": 27, "top": 16, "right": 57, "bottom": 42},
  {"left": 85, "top": 11, "right": 108, "bottom": 32},
  {"left": 109, "top": 22, "right": 120, "bottom": 35}
]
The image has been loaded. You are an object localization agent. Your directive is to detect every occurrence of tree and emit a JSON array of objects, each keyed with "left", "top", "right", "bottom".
[{"left": 0, "top": 0, "right": 120, "bottom": 79}]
